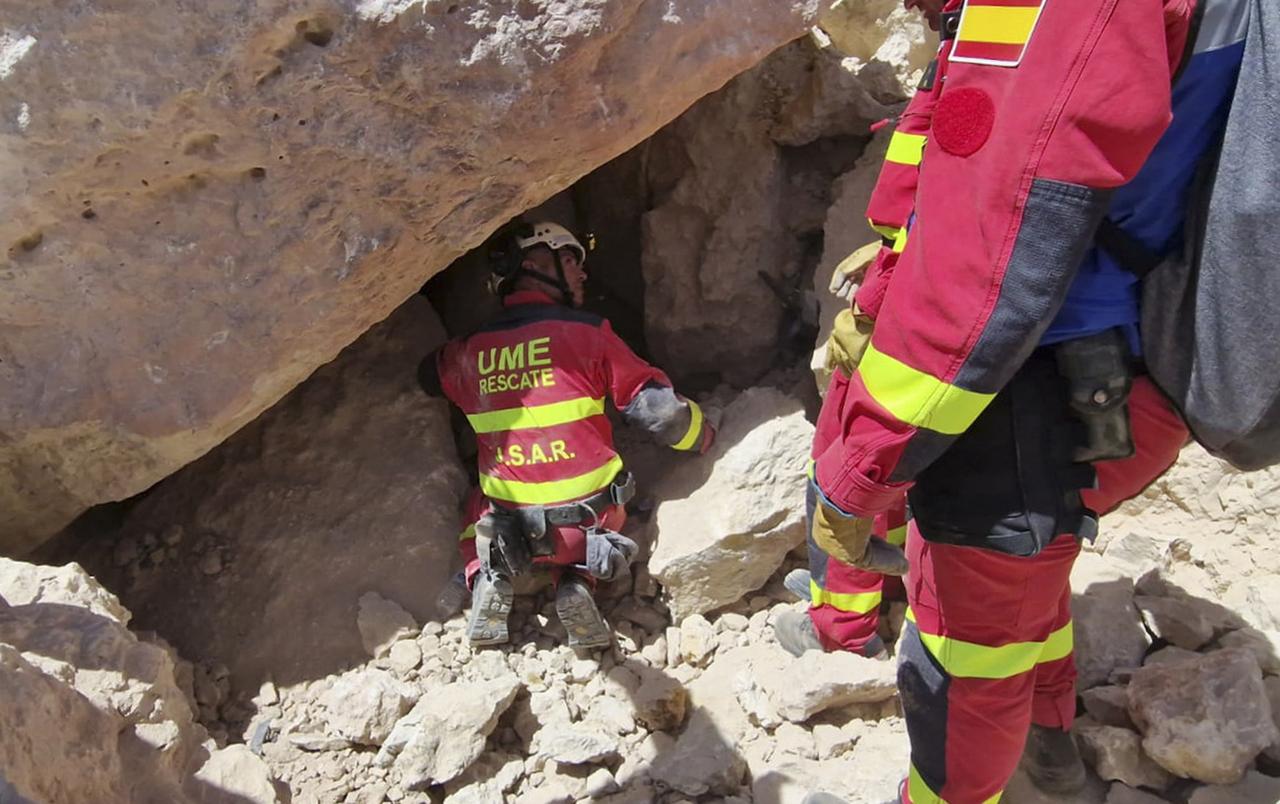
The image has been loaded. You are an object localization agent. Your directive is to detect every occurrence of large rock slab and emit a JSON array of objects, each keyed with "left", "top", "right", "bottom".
[
  {"left": 648, "top": 388, "right": 813, "bottom": 619},
  {"left": 0, "top": 0, "right": 823, "bottom": 554},
  {"left": 1128, "top": 648, "right": 1277, "bottom": 784},
  {"left": 1075, "top": 721, "right": 1173, "bottom": 791},
  {"left": 317, "top": 667, "right": 417, "bottom": 746}
]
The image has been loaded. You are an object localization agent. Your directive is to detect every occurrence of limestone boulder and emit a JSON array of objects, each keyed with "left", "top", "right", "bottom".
[
  {"left": 317, "top": 667, "right": 417, "bottom": 746},
  {"left": 1135, "top": 595, "right": 1216, "bottom": 650},
  {"left": 0, "top": 0, "right": 824, "bottom": 554},
  {"left": 0, "top": 644, "right": 131, "bottom": 804},
  {"left": 649, "top": 388, "right": 813, "bottom": 619},
  {"left": 357, "top": 592, "right": 419, "bottom": 659},
  {"left": 0, "top": 558, "right": 131, "bottom": 624},
  {"left": 1073, "top": 588, "right": 1152, "bottom": 690},
  {"left": 818, "top": 0, "right": 932, "bottom": 89},
  {"left": 1128, "top": 648, "right": 1277, "bottom": 784},
  {"left": 738, "top": 648, "right": 897, "bottom": 723},
  {"left": 187, "top": 745, "right": 281, "bottom": 804},
  {"left": 1075, "top": 721, "right": 1173, "bottom": 791},
  {"left": 377, "top": 673, "right": 522, "bottom": 788}
]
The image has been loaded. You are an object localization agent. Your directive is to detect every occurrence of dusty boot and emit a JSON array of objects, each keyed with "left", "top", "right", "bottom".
[
  {"left": 556, "top": 573, "right": 612, "bottom": 649},
  {"left": 784, "top": 568, "right": 812, "bottom": 601},
  {"left": 1021, "top": 724, "right": 1087, "bottom": 796},
  {"left": 774, "top": 610, "right": 824, "bottom": 656},
  {"left": 466, "top": 569, "right": 513, "bottom": 646}
]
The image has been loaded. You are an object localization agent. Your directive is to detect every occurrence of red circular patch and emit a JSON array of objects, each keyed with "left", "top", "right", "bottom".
[{"left": 932, "top": 87, "right": 996, "bottom": 157}]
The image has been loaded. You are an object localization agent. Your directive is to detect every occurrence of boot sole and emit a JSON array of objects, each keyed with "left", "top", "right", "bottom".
[
  {"left": 556, "top": 583, "right": 612, "bottom": 649},
  {"left": 467, "top": 576, "right": 513, "bottom": 646}
]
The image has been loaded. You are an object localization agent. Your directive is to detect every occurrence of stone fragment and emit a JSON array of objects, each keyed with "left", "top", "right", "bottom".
[
  {"left": 813, "top": 723, "right": 857, "bottom": 760},
  {"left": 1128, "top": 648, "right": 1278, "bottom": 784},
  {"left": 378, "top": 674, "right": 522, "bottom": 788},
  {"left": 1244, "top": 581, "right": 1280, "bottom": 632},
  {"left": 585, "top": 696, "right": 637, "bottom": 736},
  {"left": 1135, "top": 595, "right": 1215, "bottom": 650},
  {"left": 1082, "top": 686, "right": 1136, "bottom": 730},
  {"left": 357, "top": 592, "right": 418, "bottom": 659},
  {"left": 679, "top": 614, "right": 718, "bottom": 667},
  {"left": 773, "top": 722, "right": 817, "bottom": 760},
  {"left": 534, "top": 726, "right": 620, "bottom": 764},
  {"left": 649, "top": 390, "right": 813, "bottom": 618},
  {"left": 1263, "top": 675, "right": 1280, "bottom": 764},
  {"left": 584, "top": 768, "right": 620, "bottom": 799},
  {"left": 188, "top": 745, "right": 281, "bottom": 804},
  {"left": 288, "top": 733, "right": 351, "bottom": 752},
  {"left": 1145, "top": 645, "right": 1201, "bottom": 666},
  {"left": 665, "top": 626, "right": 683, "bottom": 668},
  {"left": 734, "top": 669, "right": 783, "bottom": 730},
  {"left": 1216, "top": 627, "right": 1280, "bottom": 675},
  {"left": 1074, "top": 592, "right": 1152, "bottom": 689},
  {"left": 720, "top": 612, "right": 750, "bottom": 632},
  {"left": 0, "top": 559, "right": 132, "bottom": 624},
  {"left": 387, "top": 640, "right": 422, "bottom": 676},
  {"left": 747, "top": 649, "right": 897, "bottom": 722},
  {"left": 633, "top": 673, "right": 689, "bottom": 732},
  {"left": 1076, "top": 722, "right": 1174, "bottom": 790},
  {"left": 317, "top": 668, "right": 416, "bottom": 746}
]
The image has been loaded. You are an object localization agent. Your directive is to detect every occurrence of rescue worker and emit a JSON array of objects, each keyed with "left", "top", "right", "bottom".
[
  {"left": 808, "top": 0, "right": 1244, "bottom": 800},
  {"left": 424, "top": 221, "right": 714, "bottom": 649},
  {"left": 774, "top": 67, "right": 942, "bottom": 661}
]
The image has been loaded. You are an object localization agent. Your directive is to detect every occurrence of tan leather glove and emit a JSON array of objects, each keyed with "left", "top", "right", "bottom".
[
  {"left": 812, "top": 498, "right": 910, "bottom": 576},
  {"left": 824, "top": 306, "right": 876, "bottom": 377},
  {"left": 829, "top": 240, "right": 881, "bottom": 300}
]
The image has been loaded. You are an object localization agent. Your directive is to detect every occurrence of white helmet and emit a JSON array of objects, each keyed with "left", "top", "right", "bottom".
[{"left": 516, "top": 221, "right": 586, "bottom": 264}]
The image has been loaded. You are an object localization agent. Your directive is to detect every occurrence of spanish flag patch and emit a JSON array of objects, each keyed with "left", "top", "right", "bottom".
[{"left": 951, "top": 0, "right": 1047, "bottom": 68}]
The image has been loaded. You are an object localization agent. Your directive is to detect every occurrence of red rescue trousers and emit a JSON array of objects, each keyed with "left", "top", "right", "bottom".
[
  {"left": 899, "top": 376, "right": 1188, "bottom": 803},
  {"left": 806, "top": 491, "right": 909, "bottom": 656}
]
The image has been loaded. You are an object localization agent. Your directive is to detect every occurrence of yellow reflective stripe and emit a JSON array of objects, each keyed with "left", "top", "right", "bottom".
[
  {"left": 960, "top": 5, "right": 1040, "bottom": 45},
  {"left": 886, "top": 131, "right": 926, "bottom": 167},
  {"left": 886, "top": 524, "right": 908, "bottom": 547},
  {"left": 857, "top": 344, "right": 995, "bottom": 436},
  {"left": 869, "top": 220, "right": 904, "bottom": 242},
  {"left": 906, "top": 608, "right": 1074, "bottom": 680},
  {"left": 909, "top": 763, "right": 1002, "bottom": 804},
  {"left": 810, "top": 579, "right": 881, "bottom": 614},
  {"left": 458, "top": 524, "right": 476, "bottom": 542},
  {"left": 891, "top": 226, "right": 909, "bottom": 254},
  {"left": 672, "top": 400, "right": 704, "bottom": 451},
  {"left": 480, "top": 455, "right": 623, "bottom": 506},
  {"left": 806, "top": 458, "right": 815, "bottom": 480},
  {"left": 466, "top": 396, "right": 605, "bottom": 434}
]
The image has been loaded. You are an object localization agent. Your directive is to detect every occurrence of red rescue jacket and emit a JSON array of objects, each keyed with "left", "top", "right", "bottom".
[
  {"left": 437, "top": 291, "right": 706, "bottom": 507},
  {"left": 815, "top": 0, "right": 1195, "bottom": 517}
]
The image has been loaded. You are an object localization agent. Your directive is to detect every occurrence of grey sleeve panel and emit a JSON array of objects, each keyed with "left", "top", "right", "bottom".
[{"left": 623, "top": 384, "right": 693, "bottom": 446}]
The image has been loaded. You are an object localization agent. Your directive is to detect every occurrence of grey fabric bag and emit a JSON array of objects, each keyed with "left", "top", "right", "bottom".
[{"left": 1142, "top": 0, "right": 1280, "bottom": 470}]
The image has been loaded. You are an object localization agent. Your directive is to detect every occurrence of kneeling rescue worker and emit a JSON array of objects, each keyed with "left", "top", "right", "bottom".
[
  {"left": 807, "top": 0, "right": 1245, "bottom": 800},
  {"left": 423, "top": 221, "right": 714, "bottom": 649}
]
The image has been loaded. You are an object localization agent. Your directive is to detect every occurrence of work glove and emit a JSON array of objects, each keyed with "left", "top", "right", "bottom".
[
  {"left": 824, "top": 306, "right": 876, "bottom": 377},
  {"left": 697, "top": 422, "right": 717, "bottom": 454},
  {"left": 812, "top": 497, "right": 910, "bottom": 576},
  {"left": 585, "top": 528, "right": 640, "bottom": 582},
  {"left": 829, "top": 240, "right": 881, "bottom": 300}
]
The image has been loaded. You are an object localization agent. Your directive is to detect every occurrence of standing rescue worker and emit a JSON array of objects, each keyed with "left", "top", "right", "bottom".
[
  {"left": 424, "top": 222, "right": 714, "bottom": 649},
  {"left": 808, "top": 0, "right": 1245, "bottom": 800},
  {"left": 775, "top": 60, "right": 943, "bottom": 661}
]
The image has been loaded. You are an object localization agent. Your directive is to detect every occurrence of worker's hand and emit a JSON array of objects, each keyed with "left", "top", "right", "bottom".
[
  {"left": 812, "top": 498, "right": 910, "bottom": 576},
  {"left": 829, "top": 240, "right": 881, "bottom": 300},
  {"left": 825, "top": 306, "right": 876, "bottom": 377}
]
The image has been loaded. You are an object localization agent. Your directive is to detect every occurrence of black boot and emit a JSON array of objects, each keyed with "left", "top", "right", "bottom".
[
  {"left": 555, "top": 572, "right": 611, "bottom": 649},
  {"left": 774, "top": 610, "right": 824, "bottom": 656},
  {"left": 466, "top": 569, "right": 513, "bottom": 646},
  {"left": 1021, "top": 723, "right": 1087, "bottom": 796}
]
